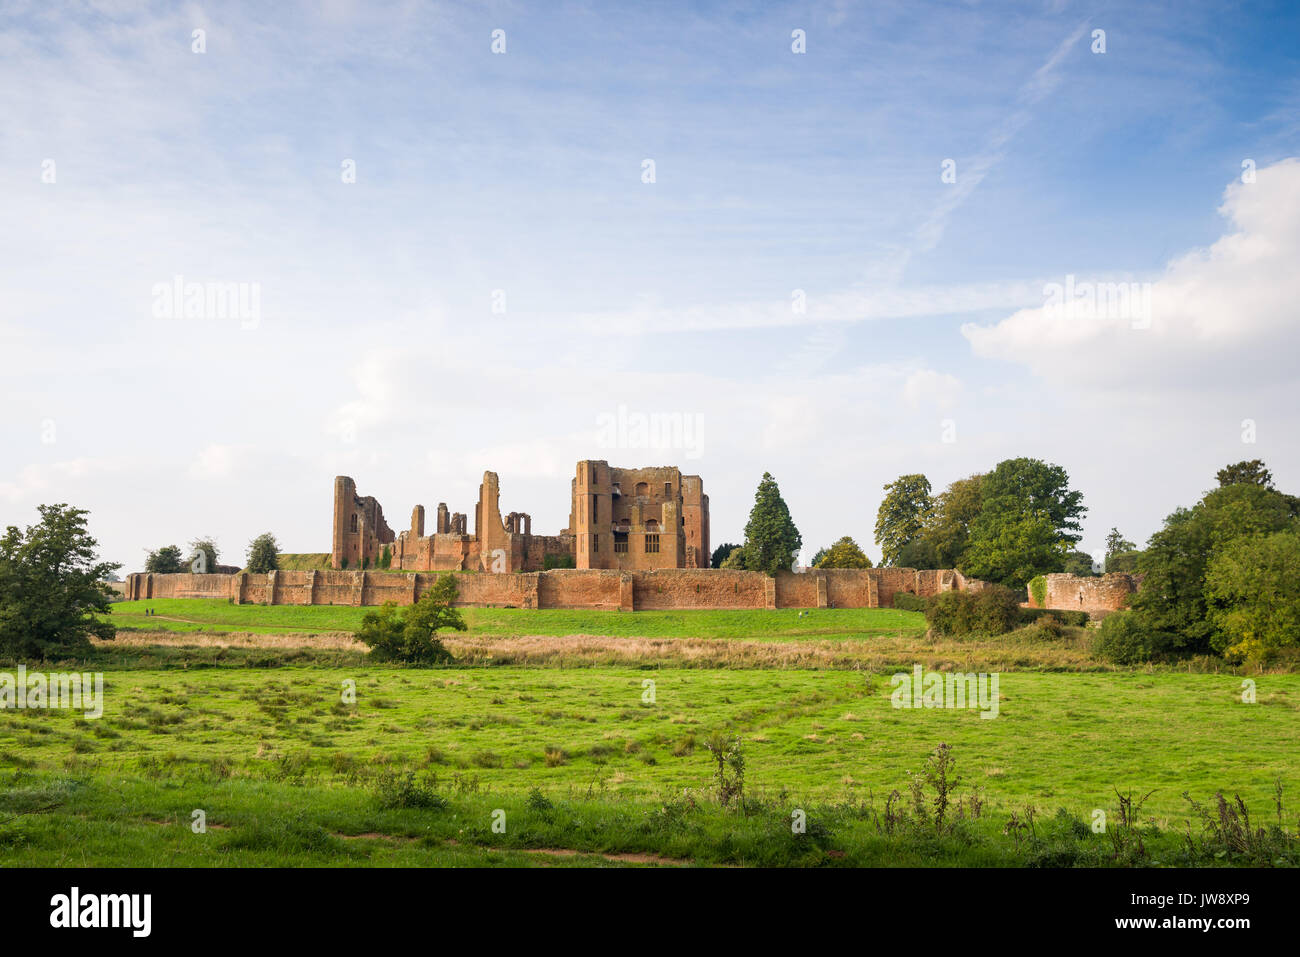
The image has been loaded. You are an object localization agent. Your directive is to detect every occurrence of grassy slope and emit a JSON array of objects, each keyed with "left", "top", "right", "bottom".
[{"left": 104, "top": 599, "right": 927, "bottom": 641}]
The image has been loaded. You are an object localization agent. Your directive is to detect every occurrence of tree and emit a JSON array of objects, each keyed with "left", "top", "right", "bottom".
[
  {"left": 1104, "top": 527, "right": 1140, "bottom": 573},
  {"left": 0, "top": 504, "right": 120, "bottom": 659},
  {"left": 1129, "top": 482, "right": 1299, "bottom": 658},
  {"left": 741, "top": 473, "right": 802, "bottom": 576},
  {"left": 719, "top": 547, "right": 746, "bottom": 570},
  {"left": 188, "top": 537, "right": 219, "bottom": 573},
  {"left": 246, "top": 533, "right": 280, "bottom": 574},
  {"left": 1105, "top": 527, "right": 1136, "bottom": 557},
  {"left": 809, "top": 546, "right": 829, "bottom": 568},
  {"left": 1205, "top": 528, "right": 1300, "bottom": 662},
  {"left": 919, "top": 474, "right": 984, "bottom": 568},
  {"left": 710, "top": 542, "right": 741, "bottom": 569},
  {"left": 356, "top": 574, "right": 466, "bottom": 663},
  {"left": 961, "top": 458, "right": 1086, "bottom": 588},
  {"left": 814, "top": 536, "right": 873, "bottom": 569},
  {"left": 961, "top": 512, "right": 1071, "bottom": 588},
  {"left": 1063, "top": 550, "right": 1097, "bottom": 576},
  {"left": 1106, "top": 549, "right": 1141, "bottom": 574},
  {"left": 875, "top": 474, "right": 932, "bottom": 566},
  {"left": 145, "top": 545, "right": 184, "bottom": 574},
  {"left": 1216, "top": 459, "right": 1274, "bottom": 490},
  {"left": 895, "top": 537, "right": 940, "bottom": 569}
]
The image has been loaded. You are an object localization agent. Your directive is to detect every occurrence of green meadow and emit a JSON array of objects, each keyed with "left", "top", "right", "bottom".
[
  {"left": 3, "top": 605, "right": 1297, "bottom": 866},
  {"left": 104, "top": 598, "right": 927, "bottom": 641}
]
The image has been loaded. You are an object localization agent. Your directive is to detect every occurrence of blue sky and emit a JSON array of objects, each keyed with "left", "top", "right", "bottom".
[{"left": 3, "top": 0, "right": 1300, "bottom": 571}]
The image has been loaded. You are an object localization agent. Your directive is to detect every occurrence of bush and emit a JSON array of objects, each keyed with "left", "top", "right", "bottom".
[
  {"left": 891, "top": 592, "right": 928, "bottom": 612},
  {"left": 355, "top": 575, "right": 466, "bottom": 664},
  {"left": 373, "top": 769, "right": 446, "bottom": 810},
  {"left": 1093, "top": 610, "right": 1174, "bottom": 664},
  {"left": 925, "top": 591, "right": 975, "bottom": 637},
  {"left": 971, "top": 586, "right": 1021, "bottom": 634},
  {"left": 925, "top": 586, "right": 1020, "bottom": 637},
  {"left": 1018, "top": 606, "right": 1088, "bottom": 627},
  {"left": 542, "top": 553, "right": 575, "bottom": 570}
]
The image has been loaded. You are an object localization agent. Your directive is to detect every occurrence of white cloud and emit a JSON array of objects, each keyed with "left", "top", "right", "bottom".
[{"left": 962, "top": 159, "right": 1300, "bottom": 389}]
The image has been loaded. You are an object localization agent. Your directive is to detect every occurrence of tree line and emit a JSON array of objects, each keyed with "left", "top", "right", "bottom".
[{"left": 145, "top": 533, "right": 281, "bottom": 575}]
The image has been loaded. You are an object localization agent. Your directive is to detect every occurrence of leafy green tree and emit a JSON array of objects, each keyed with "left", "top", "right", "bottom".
[
  {"left": 962, "top": 512, "right": 1071, "bottom": 588},
  {"left": 741, "top": 473, "right": 802, "bottom": 576},
  {"left": 710, "top": 542, "right": 741, "bottom": 569},
  {"left": 814, "top": 536, "right": 873, "bottom": 569},
  {"left": 356, "top": 575, "right": 466, "bottom": 663},
  {"left": 1204, "top": 528, "right": 1300, "bottom": 662},
  {"left": 1130, "top": 482, "right": 1299, "bottom": 658},
  {"left": 961, "top": 458, "right": 1086, "bottom": 587},
  {"left": 1104, "top": 527, "right": 1140, "bottom": 573},
  {"left": 0, "top": 505, "right": 120, "bottom": 659},
  {"left": 809, "top": 546, "right": 828, "bottom": 568},
  {"left": 895, "top": 537, "right": 940, "bottom": 569},
  {"left": 1063, "top": 550, "right": 1097, "bottom": 576},
  {"left": 875, "top": 474, "right": 932, "bottom": 566},
  {"left": 1216, "top": 459, "right": 1274, "bottom": 490},
  {"left": 145, "top": 545, "right": 184, "bottom": 574},
  {"left": 719, "top": 547, "right": 746, "bottom": 570},
  {"left": 188, "top": 537, "right": 219, "bottom": 573},
  {"left": 920, "top": 474, "right": 984, "bottom": 568},
  {"left": 1105, "top": 527, "right": 1136, "bottom": 557},
  {"left": 246, "top": 533, "right": 280, "bottom": 574},
  {"left": 1106, "top": 549, "right": 1142, "bottom": 574}
]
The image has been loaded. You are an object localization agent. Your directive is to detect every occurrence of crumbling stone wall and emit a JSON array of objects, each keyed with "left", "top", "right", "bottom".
[{"left": 1030, "top": 572, "right": 1139, "bottom": 613}]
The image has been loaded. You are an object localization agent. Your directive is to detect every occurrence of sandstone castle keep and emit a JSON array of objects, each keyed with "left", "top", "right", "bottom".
[{"left": 331, "top": 460, "right": 710, "bottom": 573}]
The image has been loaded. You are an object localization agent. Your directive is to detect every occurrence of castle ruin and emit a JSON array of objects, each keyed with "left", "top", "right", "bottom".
[{"left": 331, "top": 460, "right": 710, "bottom": 573}]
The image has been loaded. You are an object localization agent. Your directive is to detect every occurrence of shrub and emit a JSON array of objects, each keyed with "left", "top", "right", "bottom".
[
  {"left": 373, "top": 769, "right": 447, "bottom": 810},
  {"left": 1018, "top": 606, "right": 1088, "bottom": 627},
  {"left": 1093, "top": 610, "right": 1174, "bottom": 664},
  {"left": 925, "top": 587, "right": 1020, "bottom": 637},
  {"left": 1022, "top": 614, "right": 1065, "bottom": 640},
  {"left": 892, "top": 592, "right": 928, "bottom": 613},
  {"left": 925, "top": 591, "right": 975, "bottom": 637},
  {"left": 355, "top": 575, "right": 466, "bottom": 664},
  {"left": 525, "top": 787, "right": 554, "bottom": 813},
  {"left": 543, "top": 553, "right": 576, "bottom": 570},
  {"left": 970, "top": 586, "right": 1021, "bottom": 635}
]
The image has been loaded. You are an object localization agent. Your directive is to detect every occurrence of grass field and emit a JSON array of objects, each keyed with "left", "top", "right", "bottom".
[
  {"left": 104, "top": 598, "right": 928, "bottom": 641},
  {"left": 4, "top": 604, "right": 1298, "bottom": 866}
]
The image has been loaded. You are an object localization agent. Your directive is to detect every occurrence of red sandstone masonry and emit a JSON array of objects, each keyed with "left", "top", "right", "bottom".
[
  {"left": 1029, "top": 572, "right": 1139, "bottom": 614},
  {"left": 124, "top": 567, "right": 991, "bottom": 611}
]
